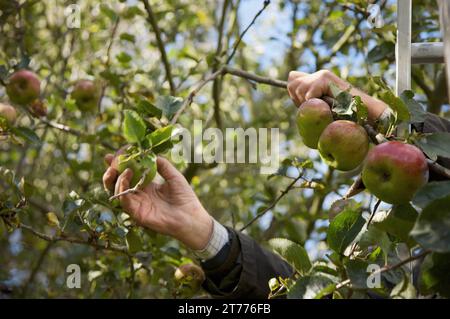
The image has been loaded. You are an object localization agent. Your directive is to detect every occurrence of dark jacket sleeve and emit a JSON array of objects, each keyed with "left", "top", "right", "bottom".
[{"left": 201, "top": 227, "right": 293, "bottom": 299}]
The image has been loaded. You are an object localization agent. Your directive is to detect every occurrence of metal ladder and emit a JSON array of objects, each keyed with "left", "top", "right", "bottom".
[
  {"left": 395, "top": 0, "right": 449, "bottom": 277},
  {"left": 396, "top": 0, "right": 450, "bottom": 101}
]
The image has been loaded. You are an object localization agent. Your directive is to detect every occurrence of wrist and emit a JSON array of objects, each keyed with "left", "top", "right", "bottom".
[{"left": 176, "top": 207, "right": 213, "bottom": 250}]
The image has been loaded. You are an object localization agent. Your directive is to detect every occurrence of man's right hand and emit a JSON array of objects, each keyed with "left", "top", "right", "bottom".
[
  {"left": 287, "top": 70, "right": 387, "bottom": 123},
  {"left": 103, "top": 155, "right": 213, "bottom": 251}
]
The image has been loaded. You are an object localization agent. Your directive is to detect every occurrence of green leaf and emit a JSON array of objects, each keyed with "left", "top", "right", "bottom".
[
  {"left": 390, "top": 275, "right": 417, "bottom": 299},
  {"left": 373, "top": 77, "right": 410, "bottom": 121},
  {"left": 367, "top": 42, "right": 395, "bottom": 63},
  {"left": 345, "top": 259, "right": 370, "bottom": 289},
  {"left": 268, "top": 238, "right": 312, "bottom": 275},
  {"left": 120, "top": 33, "right": 136, "bottom": 43},
  {"left": 410, "top": 195, "right": 450, "bottom": 253},
  {"left": 372, "top": 204, "right": 417, "bottom": 246},
  {"left": 126, "top": 228, "right": 143, "bottom": 254},
  {"left": 123, "top": 110, "right": 146, "bottom": 144},
  {"left": 116, "top": 52, "right": 132, "bottom": 64},
  {"left": 100, "top": 3, "right": 118, "bottom": 20},
  {"left": 419, "top": 252, "right": 450, "bottom": 298},
  {"left": 46, "top": 212, "right": 60, "bottom": 228},
  {"left": 329, "top": 199, "right": 360, "bottom": 221},
  {"left": 412, "top": 181, "right": 450, "bottom": 209},
  {"left": 288, "top": 275, "right": 335, "bottom": 299},
  {"left": 140, "top": 152, "right": 157, "bottom": 173},
  {"left": 352, "top": 96, "right": 368, "bottom": 124},
  {"left": 10, "top": 126, "right": 41, "bottom": 145},
  {"left": 148, "top": 125, "right": 174, "bottom": 148},
  {"left": 400, "top": 90, "right": 427, "bottom": 123},
  {"left": 358, "top": 226, "right": 392, "bottom": 259},
  {"left": 413, "top": 132, "right": 450, "bottom": 161},
  {"left": 327, "top": 206, "right": 365, "bottom": 254},
  {"left": 156, "top": 96, "right": 183, "bottom": 118},
  {"left": 62, "top": 198, "right": 85, "bottom": 217},
  {"left": 136, "top": 98, "right": 162, "bottom": 118}
]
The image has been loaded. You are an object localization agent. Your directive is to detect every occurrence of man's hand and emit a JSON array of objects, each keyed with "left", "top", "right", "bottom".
[
  {"left": 287, "top": 70, "right": 387, "bottom": 122},
  {"left": 103, "top": 155, "right": 213, "bottom": 250}
]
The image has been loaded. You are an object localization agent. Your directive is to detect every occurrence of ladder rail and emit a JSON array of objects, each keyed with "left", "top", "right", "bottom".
[{"left": 438, "top": 0, "right": 450, "bottom": 104}]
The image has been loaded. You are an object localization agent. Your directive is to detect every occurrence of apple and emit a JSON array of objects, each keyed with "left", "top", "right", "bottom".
[
  {"left": 362, "top": 141, "right": 429, "bottom": 204},
  {"left": 29, "top": 99, "right": 47, "bottom": 117},
  {"left": 71, "top": 80, "right": 99, "bottom": 112},
  {"left": 111, "top": 149, "right": 156, "bottom": 188},
  {"left": 174, "top": 263, "right": 205, "bottom": 284},
  {"left": 6, "top": 70, "right": 41, "bottom": 105},
  {"left": 0, "top": 103, "right": 17, "bottom": 124},
  {"left": 296, "top": 98, "right": 334, "bottom": 149},
  {"left": 318, "top": 120, "right": 369, "bottom": 171}
]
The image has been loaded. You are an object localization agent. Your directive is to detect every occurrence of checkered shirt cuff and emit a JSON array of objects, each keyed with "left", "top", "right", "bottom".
[{"left": 193, "top": 218, "right": 229, "bottom": 261}]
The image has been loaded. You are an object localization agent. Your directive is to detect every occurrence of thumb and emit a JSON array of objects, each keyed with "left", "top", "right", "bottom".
[{"left": 157, "top": 157, "right": 184, "bottom": 182}]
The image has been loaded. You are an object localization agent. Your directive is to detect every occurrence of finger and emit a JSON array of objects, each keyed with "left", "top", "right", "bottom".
[
  {"left": 104, "top": 154, "right": 114, "bottom": 166},
  {"left": 157, "top": 157, "right": 184, "bottom": 182},
  {"left": 115, "top": 168, "right": 136, "bottom": 210},
  {"left": 305, "top": 86, "right": 324, "bottom": 101},
  {"left": 103, "top": 167, "right": 118, "bottom": 192},
  {"left": 115, "top": 168, "right": 133, "bottom": 196},
  {"left": 287, "top": 79, "right": 302, "bottom": 106},
  {"left": 295, "top": 82, "right": 309, "bottom": 105},
  {"left": 288, "top": 70, "right": 309, "bottom": 82}
]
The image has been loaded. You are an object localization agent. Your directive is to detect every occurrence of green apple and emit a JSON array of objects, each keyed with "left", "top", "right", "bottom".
[
  {"left": 112, "top": 151, "right": 156, "bottom": 188},
  {"left": 318, "top": 120, "right": 369, "bottom": 171},
  {"left": 0, "top": 103, "right": 17, "bottom": 124},
  {"left": 362, "top": 141, "right": 429, "bottom": 204},
  {"left": 174, "top": 263, "right": 205, "bottom": 288},
  {"left": 71, "top": 80, "right": 99, "bottom": 112},
  {"left": 6, "top": 70, "right": 41, "bottom": 105},
  {"left": 296, "top": 98, "right": 334, "bottom": 149}
]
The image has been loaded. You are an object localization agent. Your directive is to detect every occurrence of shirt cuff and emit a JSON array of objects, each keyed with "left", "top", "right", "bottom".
[{"left": 193, "top": 218, "right": 229, "bottom": 261}]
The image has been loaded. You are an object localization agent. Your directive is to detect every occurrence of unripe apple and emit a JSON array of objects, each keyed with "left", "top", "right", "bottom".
[
  {"left": 296, "top": 98, "right": 334, "bottom": 149},
  {"left": 0, "top": 103, "right": 17, "bottom": 124},
  {"left": 362, "top": 141, "right": 429, "bottom": 204},
  {"left": 318, "top": 120, "right": 369, "bottom": 171},
  {"left": 111, "top": 149, "right": 156, "bottom": 188},
  {"left": 29, "top": 99, "right": 47, "bottom": 117},
  {"left": 6, "top": 70, "right": 41, "bottom": 105},
  {"left": 71, "top": 80, "right": 99, "bottom": 112},
  {"left": 174, "top": 263, "right": 205, "bottom": 285}
]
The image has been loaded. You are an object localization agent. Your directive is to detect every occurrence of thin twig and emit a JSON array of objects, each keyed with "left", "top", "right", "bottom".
[
  {"left": 223, "top": 66, "right": 287, "bottom": 88},
  {"left": 240, "top": 174, "right": 302, "bottom": 231},
  {"left": 141, "top": 0, "right": 176, "bottom": 95},
  {"left": 40, "top": 118, "right": 115, "bottom": 150},
  {"left": 226, "top": 0, "right": 271, "bottom": 64},
  {"left": 336, "top": 249, "right": 431, "bottom": 290},
  {"left": 367, "top": 199, "right": 381, "bottom": 228},
  {"left": 211, "top": 0, "right": 231, "bottom": 129},
  {"left": 98, "top": 17, "right": 120, "bottom": 112},
  {"left": 170, "top": 68, "right": 225, "bottom": 124},
  {"left": 20, "top": 223, "right": 130, "bottom": 255},
  {"left": 109, "top": 168, "right": 151, "bottom": 201},
  {"left": 21, "top": 242, "right": 53, "bottom": 297}
]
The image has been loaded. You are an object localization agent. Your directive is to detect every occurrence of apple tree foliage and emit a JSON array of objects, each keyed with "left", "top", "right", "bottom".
[{"left": 0, "top": 0, "right": 449, "bottom": 298}]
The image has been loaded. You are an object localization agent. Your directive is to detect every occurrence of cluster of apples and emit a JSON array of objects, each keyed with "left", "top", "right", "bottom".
[
  {"left": 0, "top": 69, "right": 100, "bottom": 127},
  {"left": 296, "top": 98, "right": 429, "bottom": 204}
]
